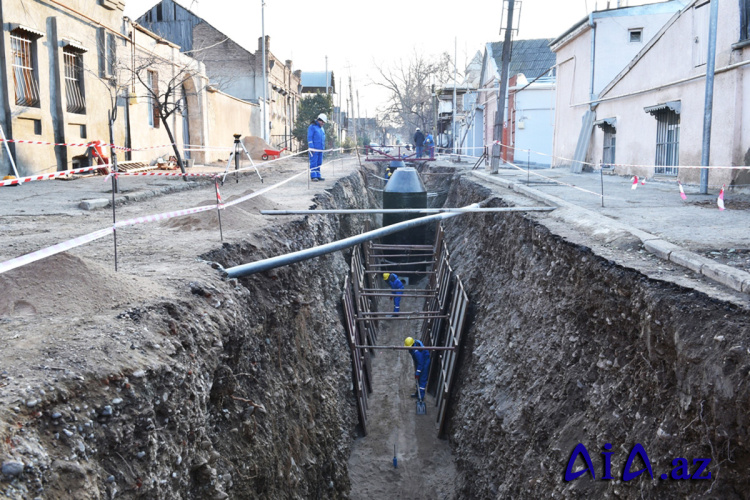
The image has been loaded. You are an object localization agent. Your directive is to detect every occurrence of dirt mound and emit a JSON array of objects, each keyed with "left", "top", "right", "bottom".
[
  {"left": 0, "top": 252, "right": 166, "bottom": 317},
  {"left": 161, "top": 191, "right": 284, "bottom": 232},
  {"left": 241, "top": 136, "right": 278, "bottom": 160}
]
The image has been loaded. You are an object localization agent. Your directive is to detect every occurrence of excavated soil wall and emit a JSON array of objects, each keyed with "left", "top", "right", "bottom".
[
  {"left": 440, "top": 176, "right": 750, "bottom": 499},
  {"left": 1, "top": 173, "right": 373, "bottom": 499}
]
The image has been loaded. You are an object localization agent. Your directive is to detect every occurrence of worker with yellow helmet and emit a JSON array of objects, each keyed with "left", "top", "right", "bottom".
[
  {"left": 405, "top": 337, "right": 430, "bottom": 400},
  {"left": 383, "top": 273, "right": 404, "bottom": 314}
]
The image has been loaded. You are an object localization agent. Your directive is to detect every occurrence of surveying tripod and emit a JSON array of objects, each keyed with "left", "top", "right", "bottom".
[{"left": 222, "top": 134, "right": 263, "bottom": 184}]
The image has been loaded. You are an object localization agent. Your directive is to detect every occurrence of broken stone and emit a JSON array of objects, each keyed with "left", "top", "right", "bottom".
[{"left": 2, "top": 461, "right": 24, "bottom": 477}]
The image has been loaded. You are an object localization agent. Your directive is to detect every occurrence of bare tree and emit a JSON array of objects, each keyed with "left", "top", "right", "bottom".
[
  {"left": 131, "top": 54, "right": 202, "bottom": 176},
  {"left": 371, "top": 51, "right": 453, "bottom": 137}
]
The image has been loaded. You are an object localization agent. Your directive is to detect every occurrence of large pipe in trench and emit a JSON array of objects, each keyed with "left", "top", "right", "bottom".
[
  {"left": 224, "top": 204, "right": 555, "bottom": 278},
  {"left": 224, "top": 203, "right": 484, "bottom": 278}
]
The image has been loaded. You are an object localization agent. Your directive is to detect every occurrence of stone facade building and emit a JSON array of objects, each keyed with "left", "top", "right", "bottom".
[
  {"left": 0, "top": 0, "right": 267, "bottom": 177},
  {"left": 137, "top": 0, "right": 301, "bottom": 149}
]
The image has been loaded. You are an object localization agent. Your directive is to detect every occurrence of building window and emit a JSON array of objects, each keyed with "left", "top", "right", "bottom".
[
  {"left": 33, "top": 119, "right": 42, "bottom": 135},
  {"left": 79, "top": 124, "right": 87, "bottom": 138},
  {"left": 741, "top": 0, "right": 750, "bottom": 41},
  {"left": 629, "top": 29, "right": 643, "bottom": 43},
  {"left": 107, "top": 33, "right": 116, "bottom": 76},
  {"left": 10, "top": 32, "right": 40, "bottom": 107},
  {"left": 147, "top": 70, "right": 160, "bottom": 128},
  {"left": 63, "top": 48, "right": 86, "bottom": 114},
  {"left": 654, "top": 110, "right": 680, "bottom": 175}
]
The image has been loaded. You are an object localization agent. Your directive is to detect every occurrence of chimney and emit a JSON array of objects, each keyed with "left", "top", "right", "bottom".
[
  {"left": 285, "top": 59, "right": 292, "bottom": 69},
  {"left": 258, "top": 35, "right": 270, "bottom": 52}
]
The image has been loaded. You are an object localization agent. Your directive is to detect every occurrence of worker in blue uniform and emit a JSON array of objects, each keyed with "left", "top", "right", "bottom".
[
  {"left": 405, "top": 337, "right": 430, "bottom": 400},
  {"left": 383, "top": 272, "right": 404, "bottom": 313},
  {"left": 307, "top": 113, "right": 327, "bottom": 181}
]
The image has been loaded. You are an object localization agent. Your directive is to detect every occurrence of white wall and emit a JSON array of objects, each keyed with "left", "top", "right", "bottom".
[{"left": 513, "top": 84, "right": 555, "bottom": 166}]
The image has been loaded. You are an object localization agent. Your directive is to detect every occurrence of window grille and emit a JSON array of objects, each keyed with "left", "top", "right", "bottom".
[
  {"left": 741, "top": 0, "right": 750, "bottom": 41},
  {"left": 147, "top": 70, "right": 160, "bottom": 128},
  {"left": 10, "top": 33, "right": 40, "bottom": 107},
  {"left": 64, "top": 49, "right": 86, "bottom": 114},
  {"left": 602, "top": 125, "right": 616, "bottom": 168},
  {"left": 654, "top": 110, "right": 680, "bottom": 175}
]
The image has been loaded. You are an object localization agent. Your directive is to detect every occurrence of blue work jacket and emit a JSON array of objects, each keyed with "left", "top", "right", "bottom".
[
  {"left": 307, "top": 121, "right": 325, "bottom": 150},
  {"left": 387, "top": 274, "right": 404, "bottom": 290},
  {"left": 410, "top": 339, "right": 430, "bottom": 376}
]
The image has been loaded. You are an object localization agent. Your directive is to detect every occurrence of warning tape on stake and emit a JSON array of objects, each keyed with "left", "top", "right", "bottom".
[
  {"left": 492, "top": 141, "right": 750, "bottom": 171},
  {"left": 0, "top": 165, "right": 322, "bottom": 275},
  {"left": 0, "top": 165, "right": 110, "bottom": 187}
]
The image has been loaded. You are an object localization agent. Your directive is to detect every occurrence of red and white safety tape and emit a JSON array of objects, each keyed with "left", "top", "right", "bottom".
[
  {"left": 493, "top": 141, "right": 750, "bottom": 171},
  {"left": 0, "top": 227, "right": 113, "bottom": 275},
  {"left": 105, "top": 171, "right": 220, "bottom": 180},
  {"left": 0, "top": 138, "right": 174, "bottom": 152},
  {"left": 0, "top": 164, "right": 336, "bottom": 276},
  {"left": 0, "top": 165, "right": 108, "bottom": 187}
]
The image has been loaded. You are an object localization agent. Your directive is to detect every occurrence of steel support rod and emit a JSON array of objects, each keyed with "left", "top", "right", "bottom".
[
  {"left": 370, "top": 253, "right": 435, "bottom": 258},
  {"left": 362, "top": 288, "right": 434, "bottom": 292},
  {"left": 369, "top": 260, "right": 436, "bottom": 267},
  {"left": 365, "top": 270, "right": 436, "bottom": 275},
  {"left": 370, "top": 244, "right": 435, "bottom": 250},
  {"left": 356, "top": 316, "right": 449, "bottom": 321},
  {"left": 355, "top": 345, "right": 456, "bottom": 351},
  {"left": 224, "top": 203, "right": 481, "bottom": 277},
  {"left": 261, "top": 207, "right": 555, "bottom": 215},
  {"left": 360, "top": 311, "right": 445, "bottom": 316},
  {"left": 359, "top": 292, "right": 436, "bottom": 298}
]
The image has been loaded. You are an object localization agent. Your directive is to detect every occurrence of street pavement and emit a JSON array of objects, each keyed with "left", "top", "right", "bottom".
[
  {"left": 1, "top": 156, "right": 748, "bottom": 295},
  {"left": 468, "top": 162, "right": 750, "bottom": 295}
]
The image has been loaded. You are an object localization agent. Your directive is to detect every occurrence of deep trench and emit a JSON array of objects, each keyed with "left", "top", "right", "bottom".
[{"left": 5, "top": 163, "right": 750, "bottom": 499}]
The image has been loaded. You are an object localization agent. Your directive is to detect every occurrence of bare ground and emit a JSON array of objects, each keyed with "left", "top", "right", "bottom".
[{"left": 347, "top": 300, "right": 456, "bottom": 500}]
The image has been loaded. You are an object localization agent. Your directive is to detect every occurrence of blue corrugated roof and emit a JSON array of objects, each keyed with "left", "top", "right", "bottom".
[{"left": 490, "top": 38, "right": 556, "bottom": 79}]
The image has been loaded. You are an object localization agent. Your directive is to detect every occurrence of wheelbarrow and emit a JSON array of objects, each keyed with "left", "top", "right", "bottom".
[{"left": 261, "top": 147, "right": 287, "bottom": 161}]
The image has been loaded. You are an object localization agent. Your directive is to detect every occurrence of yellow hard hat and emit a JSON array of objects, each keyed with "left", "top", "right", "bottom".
[
  {"left": 383, "top": 273, "right": 390, "bottom": 281},
  {"left": 404, "top": 337, "right": 414, "bottom": 347}
]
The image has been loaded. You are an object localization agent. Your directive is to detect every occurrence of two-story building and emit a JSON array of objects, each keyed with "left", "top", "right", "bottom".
[
  {"left": 550, "top": 0, "right": 688, "bottom": 172},
  {"left": 137, "top": 0, "right": 301, "bottom": 149}
]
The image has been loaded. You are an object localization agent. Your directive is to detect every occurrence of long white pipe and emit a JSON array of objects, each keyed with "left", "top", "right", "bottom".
[{"left": 224, "top": 203, "right": 481, "bottom": 278}]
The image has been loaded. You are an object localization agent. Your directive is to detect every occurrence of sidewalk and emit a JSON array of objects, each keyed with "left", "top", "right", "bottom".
[{"left": 468, "top": 164, "right": 750, "bottom": 294}]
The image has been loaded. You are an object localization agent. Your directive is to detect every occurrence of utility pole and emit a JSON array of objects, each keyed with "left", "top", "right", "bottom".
[
  {"left": 700, "top": 0, "right": 718, "bottom": 194},
  {"left": 261, "top": 0, "right": 268, "bottom": 143},
  {"left": 452, "top": 37, "right": 458, "bottom": 155},
  {"left": 349, "top": 76, "right": 358, "bottom": 146},
  {"left": 493, "top": 0, "right": 515, "bottom": 172},
  {"left": 357, "top": 89, "right": 362, "bottom": 142}
]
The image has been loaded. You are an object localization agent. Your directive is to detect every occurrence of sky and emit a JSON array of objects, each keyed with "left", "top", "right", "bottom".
[{"left": 124, "top": 0, "right": 664, "bottom": 118}]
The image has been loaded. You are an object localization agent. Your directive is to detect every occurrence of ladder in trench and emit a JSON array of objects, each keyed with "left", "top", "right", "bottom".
[{"left": 341, "top": 224, "right": 470, "bottom": 437}]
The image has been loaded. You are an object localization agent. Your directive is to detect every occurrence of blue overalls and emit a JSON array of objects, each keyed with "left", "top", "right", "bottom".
[
  {"left": 386, "top": 273, "right": 404, "bottom": 313},
  {"left": 307, "top": 121, "right": 325, "bottom": 180},
  {"left": 410, "top": 339, "right": 430, "bottom": 400}
]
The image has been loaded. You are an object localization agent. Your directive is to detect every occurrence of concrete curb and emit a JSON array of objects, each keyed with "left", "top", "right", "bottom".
[{"left": 469, "top": 170, "right": 750, "bottom": 295}]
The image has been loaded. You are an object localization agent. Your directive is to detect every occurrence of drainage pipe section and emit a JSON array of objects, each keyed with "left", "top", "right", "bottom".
[{"left": 224, "top": 202, "right": 482, "bottom": 278}]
